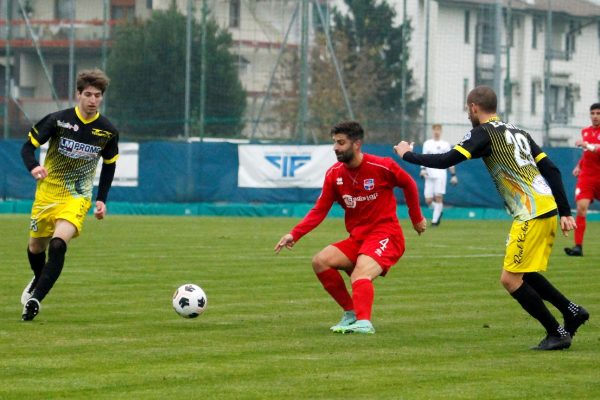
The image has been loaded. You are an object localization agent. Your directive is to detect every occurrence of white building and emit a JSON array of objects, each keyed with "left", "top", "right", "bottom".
[{"left": 398, "top": 0, "right": 600, "bottom": 145}]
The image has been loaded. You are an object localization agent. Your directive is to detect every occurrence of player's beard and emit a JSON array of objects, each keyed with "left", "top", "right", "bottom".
[
  {"left": 468, "top": 109, "right": 480, "bottom": 128},
  {"left": 335, "top": 147, "right": 355, "bottom": 163}
]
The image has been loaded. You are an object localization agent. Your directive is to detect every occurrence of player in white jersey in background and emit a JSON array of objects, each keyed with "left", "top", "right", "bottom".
[{"left": 420, "top": 124, "right": 458, "bottom": 226}]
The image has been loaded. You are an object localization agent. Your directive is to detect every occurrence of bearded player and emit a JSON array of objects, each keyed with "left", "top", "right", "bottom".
[
  {"left": 395, "top": 86, "right": 589, "bottom": 350},
  {"left": 564, "top": 103, "right": 600, "bottom": 257},
  {"left": 275, "top": 121, "right": 426, "bottom": 334}
]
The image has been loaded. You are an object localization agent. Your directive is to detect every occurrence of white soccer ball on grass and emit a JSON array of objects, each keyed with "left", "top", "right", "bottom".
[{"left": 172, "top": 283, "right": 207, "bottom": 318}]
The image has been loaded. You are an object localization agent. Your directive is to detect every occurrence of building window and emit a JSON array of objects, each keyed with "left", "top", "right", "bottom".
[
  {"left": 229, "top": 0, "right": 241, "bottom": 28},
  {"left": 532, "top": 17, "right": 541, "bottom": 49},
  {"left": 55, "top": 0, "right": 73, "bottom": 20},
  {"left": 237, "top": 56, "right": 250, "bottom": 75},
  {"left": 464, "top": 11, "right": 470, "bottom": 44},
  {"left": 565, "top": 20, "right": 578, "bottom": 59},
  {"left": 147, "top": 0, "right": 152, "bottom": 9},
  {"left": 480, "top": 19, "right": 495, "bottom": 54},
  {"left": 597, "top": 81, "right": 600, "bottom": 101},
  {"left": 112, "top": 6, "right": 134, "bottom": 21},
  {"left": 463, "top": 78, "right": 469, "bottom": 106},
  {"left": 111, "top": 0, "right": 135, "bottom": 21},
  {"left": 548, "top": 84, "right": 570, "bottom": 124},
  {"left": 53, "top": 64, "right": 71, "bottom": 99},
  {"left": 531, "top": 81, "right": 537, "bottom": 115}
]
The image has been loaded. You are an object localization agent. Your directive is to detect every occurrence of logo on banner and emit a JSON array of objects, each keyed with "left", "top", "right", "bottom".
[
  {"left": 265, "top": 155, "right": 311, "bottom": 178},
  {"left": 364, "top": 178, "right": 374, "bottom": 190}
]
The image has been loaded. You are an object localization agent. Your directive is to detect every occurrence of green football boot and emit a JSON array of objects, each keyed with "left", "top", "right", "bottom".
[
  {"left": 330, "top": 310, "right": 357, "bottom": 332},
  {"left": 340, "top": 319, "right": 375, "bottom": 334}
]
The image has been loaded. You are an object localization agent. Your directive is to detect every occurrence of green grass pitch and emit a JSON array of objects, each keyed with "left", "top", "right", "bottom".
[{"left": 1, "top": 214, "right": 598, "bottom": 399}]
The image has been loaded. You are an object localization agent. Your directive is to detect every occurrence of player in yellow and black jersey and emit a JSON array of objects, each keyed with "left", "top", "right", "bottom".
[
  {"left": 395, "top": 85, "right": 589, "bottom": 350},
  {"left": 19, "top": 69, "right": 119, "bottom": 321}
]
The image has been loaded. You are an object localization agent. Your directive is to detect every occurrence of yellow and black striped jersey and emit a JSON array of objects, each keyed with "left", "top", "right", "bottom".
[
  {"left": 28, "top": 106, "right": 119, "bottom": 201},
  {"left": 454, "top": 118, "right": 557, "bottom": 221}
]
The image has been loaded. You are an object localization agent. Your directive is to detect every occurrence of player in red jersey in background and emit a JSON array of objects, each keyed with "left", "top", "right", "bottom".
[
  {"left": 275, "top": 121, "right": 427, "bottom": 334},
  {"left": 564, "top": 103, "right": 600, "bottom": 257}
]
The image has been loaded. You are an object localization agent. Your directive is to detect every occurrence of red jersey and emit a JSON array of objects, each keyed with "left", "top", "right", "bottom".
[
  {"left": 290, "top": 153, "right": 423, "bottom": 242},
  {"left": 579, "top": 125, "right": 600, "bottom": 180}
]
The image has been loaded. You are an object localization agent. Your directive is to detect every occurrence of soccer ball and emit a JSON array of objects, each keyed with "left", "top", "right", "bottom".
[{"left": 172, "top": 283, "right": 207, "bottom": 318}]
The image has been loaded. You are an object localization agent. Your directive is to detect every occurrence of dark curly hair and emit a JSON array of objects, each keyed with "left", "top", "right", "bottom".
[{"left": 330, "top": 121, "right": 364, "bottom": 141}]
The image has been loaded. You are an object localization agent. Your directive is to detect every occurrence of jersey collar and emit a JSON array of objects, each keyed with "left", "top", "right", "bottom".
[
  {"left": 75, "top": 106, "right": 100, "bottom": 124},
  {"left": 483, "top": 115, "right": 500, "bottom": 123}
]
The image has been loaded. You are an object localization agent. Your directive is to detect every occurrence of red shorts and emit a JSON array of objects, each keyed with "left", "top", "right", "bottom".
[
  {"left": 575, "top": 177, "right": 600, "bottom": 202},
  {"left": 332, "top": 231, "right": 405, "bottom": 276}
]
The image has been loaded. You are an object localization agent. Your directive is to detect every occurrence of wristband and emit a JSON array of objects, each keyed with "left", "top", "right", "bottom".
[{"left": 586, "top": 144, "right": 596, "bottom": 152}]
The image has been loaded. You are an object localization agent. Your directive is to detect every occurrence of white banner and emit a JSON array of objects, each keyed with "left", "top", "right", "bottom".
[{"left": 238, "top": 145, "right": 337, "bottom": 188}]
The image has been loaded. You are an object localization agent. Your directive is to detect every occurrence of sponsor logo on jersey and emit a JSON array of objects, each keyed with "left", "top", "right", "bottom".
[
  {"left": 363, "top": 178, "right": 374, "bottom": 190},
  {"left": 265, "top": 154, "right": 311, "bottom": 178},
  {"left": 336, "top": 177, "right": 343, "bottom": 185},
  {"left": 57, "top": 120, "right": 79, "bottom": 132},
  {"left": 92, "top": 128, "right": 113, "bottom": 138},
  {"left": 459, "top": 131, "right": 471, "bottom": 145},
  {"left": 58, "top": 137, "right": 101, "bottom": 160},
  {"left": 531, "top": 175, "right": 552, "bottom": 195},
  {"left": 342, "top": 192, "right": 379, "bottom": 208}
]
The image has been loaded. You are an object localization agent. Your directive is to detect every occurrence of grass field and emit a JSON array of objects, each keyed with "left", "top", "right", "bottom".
[{"left": 1, "top": 214, "right": 598, "bottom": 399}]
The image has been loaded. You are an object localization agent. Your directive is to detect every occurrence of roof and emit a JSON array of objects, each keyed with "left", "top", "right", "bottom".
[{"left": 438, "top": 0, "right": 600, "bottom": 17}]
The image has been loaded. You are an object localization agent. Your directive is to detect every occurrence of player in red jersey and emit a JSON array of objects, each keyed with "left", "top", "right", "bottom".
[
  {"left": 565, "top": 103, "right": 600, "bottom": 257},
  {"left": 274, "top": 121, "right": 427, "bottom": 334}
]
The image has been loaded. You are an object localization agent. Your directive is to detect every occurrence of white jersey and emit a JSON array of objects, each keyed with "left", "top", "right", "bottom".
[{"left": 422, "top": 138, "right": 452, "bottom": 179}]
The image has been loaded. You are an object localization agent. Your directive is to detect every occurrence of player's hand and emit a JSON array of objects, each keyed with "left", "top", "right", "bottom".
[
  {"left": 559, "top": 216, "right": 577, "bottom": 237},
  {"left": 419, "top": 169, "right": 428, "bottom": 179},
  {"left": 413, "top": 218, "right": 427, "bottom": 236},
  {"left": 393, "top": 141, "right": 414, "bottom": 158},
  {"left": 574, "top": 139, "right": 587, "bottom": 149},
  {"left": 31, "top": 166, "right": 48, "bottom": 181},
  {"left": 94, "top": 201, "right": 107, "bottom": 220},
  {"left": 572, "top": 165, "right": 580, "bottom": 177},
  {"left": 274, "top": 233, "right": 295, "bottom": 254},
  {"left": 450, "top": 175, "right": 458, "bottom": 185}
]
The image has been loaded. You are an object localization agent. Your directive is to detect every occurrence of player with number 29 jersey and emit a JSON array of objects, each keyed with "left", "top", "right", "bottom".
[{"left": 454, "top": 117, "right": 557, "bottom": 221}]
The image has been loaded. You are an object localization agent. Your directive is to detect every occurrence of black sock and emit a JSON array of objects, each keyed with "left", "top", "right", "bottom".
[
  {"left": 511, "top": 282, "right": 563, "bottom": 337},
  {"left": 31, "top": 238, "right": 67, "bottom": 303},
  {"left": 523, "top": 272, "right": 574, "bottom": 316},
  {"left": 27, "top": 248, "right": 46, "bottom": 288}
]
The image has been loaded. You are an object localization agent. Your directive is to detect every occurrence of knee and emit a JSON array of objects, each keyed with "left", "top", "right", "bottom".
[
  {"left": 49, "top": 237, "right": 67, "bottom": 255},
  {"left": 311, "top": 252, "right": 328, "bottom": 274},
  {"left": 28, "top": 242, "right": 46, "bottom": 254},
  {"left": 500, "top": 273, "right": 521, "bottom": 293}
]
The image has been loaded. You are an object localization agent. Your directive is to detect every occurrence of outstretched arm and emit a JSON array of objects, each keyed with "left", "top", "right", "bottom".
[{"left": 394, "top": 141, "right": 467, "bottom": 169}]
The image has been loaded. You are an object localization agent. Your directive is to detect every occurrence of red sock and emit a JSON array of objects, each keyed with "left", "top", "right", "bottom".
[
  {"left": 574, "top": 215, "right": 586, "bottom": 246},
  {"left": 316, "top": 269, "right": 353, "bottom": 311},
  {"left": 351, "top": 279, "right": 374, "bottom": 321}
]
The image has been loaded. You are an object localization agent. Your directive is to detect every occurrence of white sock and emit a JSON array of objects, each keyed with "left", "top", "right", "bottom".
[{"left": 432, "top": 201, "right": 443, "bottom": 223}]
